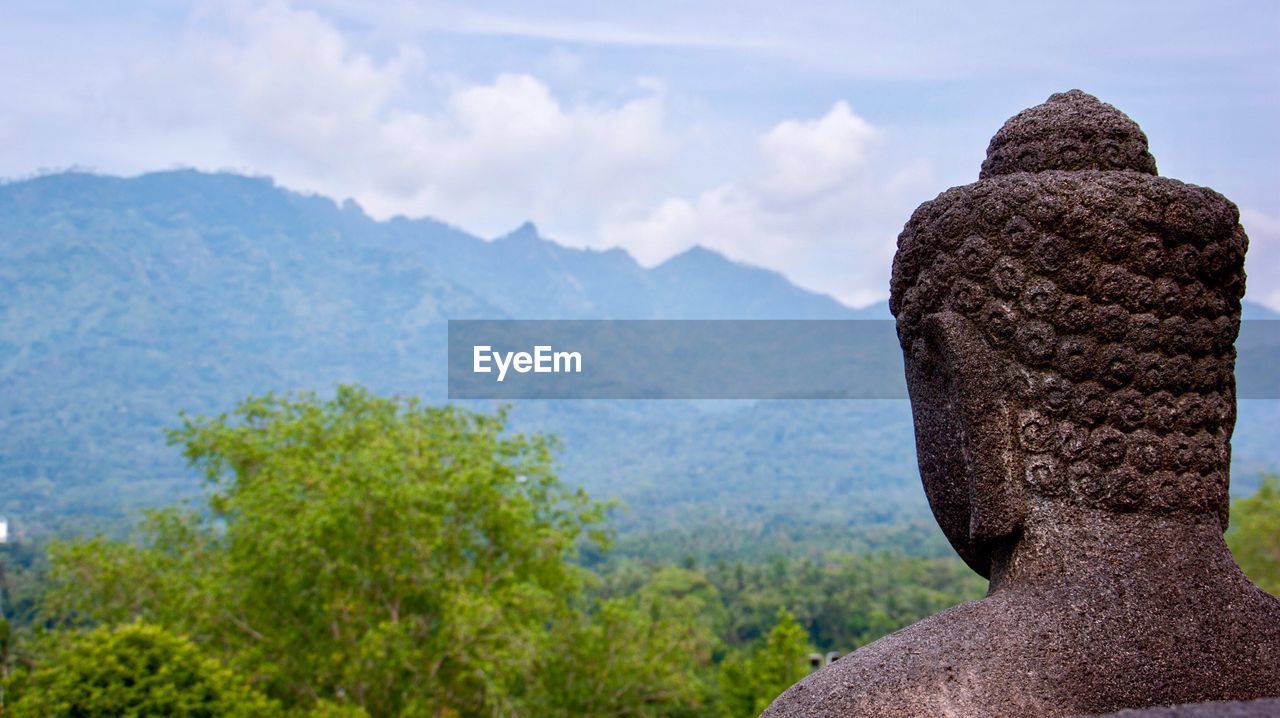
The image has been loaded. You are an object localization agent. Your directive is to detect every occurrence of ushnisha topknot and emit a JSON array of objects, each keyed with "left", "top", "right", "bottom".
[{"left": 980, "top": 90, "right": 1159, "bottom": 178}]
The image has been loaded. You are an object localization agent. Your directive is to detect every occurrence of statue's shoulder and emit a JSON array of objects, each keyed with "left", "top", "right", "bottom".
[{"left": 761, "top": 596, "right": 1051, "bottom": 718}]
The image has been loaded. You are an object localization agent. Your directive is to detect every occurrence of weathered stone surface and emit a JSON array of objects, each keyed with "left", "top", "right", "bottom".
[
  {"left": 761, "top": 91, "right": 1280, "bottom": 717},
  {"left": 1077, "top": 699, "right": 1280, "bottom": 717},
  {"left": 981, "top": 90, "right": 1159, "bottom": 178}
]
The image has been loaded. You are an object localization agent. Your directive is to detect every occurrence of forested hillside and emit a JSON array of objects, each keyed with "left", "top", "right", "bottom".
[
  {"left": 2, "top": 171, "right": 1279, "bottom": 718},
  {"left": 2, "top": 171, "right": 1277, "bottom": 555}
]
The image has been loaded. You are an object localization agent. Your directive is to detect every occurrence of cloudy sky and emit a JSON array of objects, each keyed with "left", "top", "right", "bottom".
[{"left": 3, "top": 1, "right": 1278, "bottom": 309}]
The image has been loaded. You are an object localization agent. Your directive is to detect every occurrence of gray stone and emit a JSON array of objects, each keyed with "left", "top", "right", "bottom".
[
  {"left": 761, "top": 91, "right": 1280, "bottom": 717},
  {"left": 981, "top": 90, "right": 1158, "bottom": 178},
  {"left": 1076, "top": 699, "right": 1280, "bottom": 717}
]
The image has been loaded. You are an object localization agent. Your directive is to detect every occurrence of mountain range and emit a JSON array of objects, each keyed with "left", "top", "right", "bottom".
[{"left": 2, "top": 170, "right": 1276, "bottom": 556}]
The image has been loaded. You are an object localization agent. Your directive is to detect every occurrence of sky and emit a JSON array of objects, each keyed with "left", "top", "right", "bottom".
[{"left": 3, "top": 1, "right": 1278, "bottom": 309}]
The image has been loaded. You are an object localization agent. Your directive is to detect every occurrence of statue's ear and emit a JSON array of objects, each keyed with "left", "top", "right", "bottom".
[{"left": 921, "top": 311, "right": 1026, "bottom": 576}]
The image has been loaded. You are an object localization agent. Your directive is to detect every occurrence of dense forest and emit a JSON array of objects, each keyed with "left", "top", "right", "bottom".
[{"left": 0, "top": 388, "right": 1276, "bottom": 716}]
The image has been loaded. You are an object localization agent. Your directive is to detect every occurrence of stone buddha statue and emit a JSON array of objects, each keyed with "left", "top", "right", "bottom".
[{"left": 762, "top": 91, "right": 1280, "bottom": 717}]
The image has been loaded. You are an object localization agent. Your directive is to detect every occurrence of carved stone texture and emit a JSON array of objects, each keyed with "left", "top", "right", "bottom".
[
  {"left": 981, "top": 89, "right": 1159, "bottom": 178},
  {"left": 762, "top": 91, "right": 1280, "bottom": 718}
]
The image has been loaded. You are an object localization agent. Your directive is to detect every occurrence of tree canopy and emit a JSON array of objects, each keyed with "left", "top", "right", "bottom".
[
  {"left": 12, "top": 386, "right": 986, "bottom": 717},
  {"left": 8, "top": 622, "right": 277, "bottom": 717},
  {"left": 36, "top": 387, "right": 725, "bottom": 717}
]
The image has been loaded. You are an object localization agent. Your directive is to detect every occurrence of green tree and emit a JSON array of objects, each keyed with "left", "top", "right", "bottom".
[
  {"left": 7, "top": 622, "right": 277, "bottom": 717},
  {"left": 1228, "top": 475, "right": 1280, "bottom": 595},
  {"left": 706, "top": 552, "right": 983, "bottom": 654},
  {"left": 536, "top": 584, "right": 717, "bottom": 717},
  {"left": 43, "top": 387, "right": 609, "bottom": 717},
  {"left": 717, "top": 608, "right": 811, "bottom": 718}
]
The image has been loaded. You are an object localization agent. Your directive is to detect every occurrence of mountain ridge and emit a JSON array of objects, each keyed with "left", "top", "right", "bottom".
[
  {"left": 1, "top": 170, "right": 1276, "bottom": 542},
  {"left": 0, "top": 170, "right": 887, "bottom": 522}
]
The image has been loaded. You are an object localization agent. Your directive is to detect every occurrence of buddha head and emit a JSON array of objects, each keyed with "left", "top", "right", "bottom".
[{"left": 889, "top": 91, "right": 1248, "bottom": 577}]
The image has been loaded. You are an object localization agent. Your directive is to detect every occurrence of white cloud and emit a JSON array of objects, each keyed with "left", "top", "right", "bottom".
[
  {"left": 19, "top": 2, "right": 1271, "bottom": 313},
  {"left": 755, "top": 102, "right": 880, "bottom": 203},
  {"left": 5, "top": 1, "right": 1274, "bottom": 312},
  {"left": 600, "top": 102, "right": 931, "bottom": 308},
  {"left": 189, "top": 2, "right": 676, "bottom": 236},
  {"left": 1242, "top": 208, "right": 1280, "bottom": 312},
  {"left": 3, "top": 1, "right": 671, "bottom": 240},
  {"left": 205, "top": 2, "right": 421, "bottom": 151}
]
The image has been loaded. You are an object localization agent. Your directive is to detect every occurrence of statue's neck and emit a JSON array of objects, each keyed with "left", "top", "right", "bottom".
[{"left": 986, "top": 507, "right": 1242, "bottom": 597}]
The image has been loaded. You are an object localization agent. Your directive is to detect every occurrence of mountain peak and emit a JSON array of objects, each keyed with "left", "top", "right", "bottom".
[
  {"left": 498, "top": 221, "right": 541, "bottom": 243},
  {"left": 658, "top": 245, "right": 732, "bottom": 269}
]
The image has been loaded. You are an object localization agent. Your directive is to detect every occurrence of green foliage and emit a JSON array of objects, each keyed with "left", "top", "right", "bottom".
[
  {"left": 6, "top": 622, "right": 277, "bottom": 717},
  {"left": 1228, "top": 474, "right": 1280, "bottom": 595},
  {"left": 705, "top": 553, "right": 984, "bottom": 652},
  {"left": 0, "top": 543, "right": 47, "bottom": 629},
  {"left": 540, "top": 400, "right": 929, "bottom": 554},
  {"left": 535, "top": 570, "right": 720, "bottom": 717},
  {"left": 305, "top": 700, "right": 373, "bottom": 717},
  {"left": 29, "top": 386, "right": 987, "bottom": 717},
  {"left": 44, "top": 388, "right": 612, "bottom": 716},
  {"left": 716, "top": 609, "right": 811, "bottom": 718}
]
